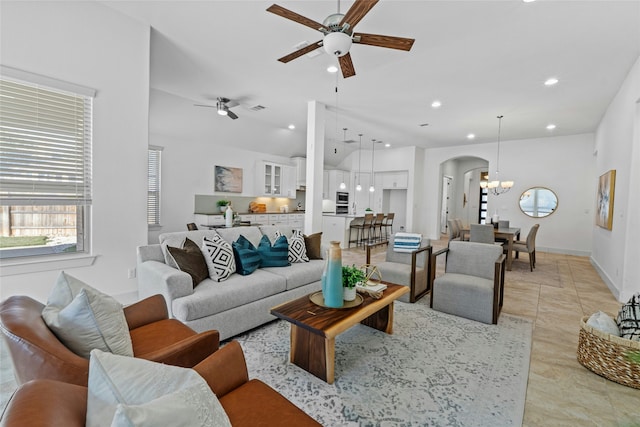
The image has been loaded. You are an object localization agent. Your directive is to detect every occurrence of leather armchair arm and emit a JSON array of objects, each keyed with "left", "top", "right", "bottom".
[
  {"left": 124, "top": 294, "right": 169, "bottom": 330},
  {"left": 139, "top": 329, "right": 220, "bottom": 368},
  {"left": 0, "top": 380, "right": 87, "bottom": 427},
  {"left": 194, "top": 341, "right": 249, "bottom": 398}
]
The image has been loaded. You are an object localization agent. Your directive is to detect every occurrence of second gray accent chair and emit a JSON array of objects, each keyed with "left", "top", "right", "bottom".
[
  {"left": 513, "top": 224, "right": 540, "bottom": 271},
  {"left": 430, "top": 241, "right": 506, "bottom": 324}
]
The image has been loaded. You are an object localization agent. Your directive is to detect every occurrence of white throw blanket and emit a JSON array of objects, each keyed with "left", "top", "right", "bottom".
[{"left": 393, "top": 232, "right": 422, "bottom": 253}]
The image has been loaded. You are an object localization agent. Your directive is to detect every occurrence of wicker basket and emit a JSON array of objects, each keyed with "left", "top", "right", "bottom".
[{"left": 577, "top": 314, "right": 640, "bottom": 389}]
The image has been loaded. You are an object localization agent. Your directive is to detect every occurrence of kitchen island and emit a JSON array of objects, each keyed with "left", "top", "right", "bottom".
[{"left": 322, "top": 214, "right": 362, "bottom": 249}]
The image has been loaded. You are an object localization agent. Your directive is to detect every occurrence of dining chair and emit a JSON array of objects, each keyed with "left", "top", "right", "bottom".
[
  {"left": 469, "top": 224, "right": 496, "bottom": 244},
  {"left": 447, "top": 219, "right": 460, "bottom": 241},
  {"left": 382, "top": 213, "right": 395, "bottom": 240},
  {"left": 512, "top": 224, "right": 540, "bottom": 271},
  {"left": 454, "top": 218, "right": 465, "bottom": 240}
]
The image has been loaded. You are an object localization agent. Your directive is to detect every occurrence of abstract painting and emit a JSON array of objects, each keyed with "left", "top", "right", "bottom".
[
  {"left": 596, "top": 169, "right": 615, "bottom": 230},
  {"left": 215, "top": 166, "right": 242, "bottom": 193}
]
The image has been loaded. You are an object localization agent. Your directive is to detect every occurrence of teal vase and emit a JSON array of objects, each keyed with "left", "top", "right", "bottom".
[{"left": 323, "top": 241, "right": 343, "bottom": 308}]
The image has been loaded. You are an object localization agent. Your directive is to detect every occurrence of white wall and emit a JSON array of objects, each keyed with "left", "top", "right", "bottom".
[
  {"left": 149, "top": 133, "right": 300, "bottom": 243},
  {"left": 0, "top": 2, "right": 150, "bottom": 303},
  {"left": 593, "top": 56, "right": 640, "bottom": 301},
  {"left": 419, "top": 133, "right": 596, "bottom": 256}
]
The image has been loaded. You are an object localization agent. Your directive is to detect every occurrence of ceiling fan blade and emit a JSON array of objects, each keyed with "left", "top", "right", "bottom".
[
  {"left": 339, "top": 53, "right": 356, "bottom": 78},
  {"left": 354, "top": 32, "right": 415, "bottom": 51},
  {"left": 339, "top": 0, "right": 379, "bottom": 29},
  {"left": 267, "top": 4, "right": 328, "bottom": 32},
  {"left": 194, "top": 104, "right": 216, "bottom": 108},
  {"left": 277, "top": 40, "right": 323, "bottom": 63},
  {"left": 227, "top": 110, "right": 239, "bottom": 120}
]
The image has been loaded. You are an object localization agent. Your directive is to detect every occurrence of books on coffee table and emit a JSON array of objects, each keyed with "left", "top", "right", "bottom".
[{"left": 356, "top": 281, "right": 387, "bottom": 293}]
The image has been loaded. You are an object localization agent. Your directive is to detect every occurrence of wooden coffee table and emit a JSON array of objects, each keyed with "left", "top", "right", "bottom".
[{"left": 270, "top": 283, "right": 409, "bottom": 384}]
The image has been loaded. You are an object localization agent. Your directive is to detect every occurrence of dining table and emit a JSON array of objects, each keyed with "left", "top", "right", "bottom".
[{"left": 460, "top": 226, "right": 521, "bottom": 271}]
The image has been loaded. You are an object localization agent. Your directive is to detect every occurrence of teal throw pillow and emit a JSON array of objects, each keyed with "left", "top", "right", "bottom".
[
  {"left": 232, "top": 235, "right": 261, "bottom": 275},
  {"left": 257, "top": 235, "right": 290, "bottom": 267}
]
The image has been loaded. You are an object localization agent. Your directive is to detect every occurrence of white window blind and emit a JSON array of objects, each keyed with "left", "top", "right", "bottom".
[
  {"left": 0, "top": 77, "right": 93, "bottom": 206},
  {"left": 148, "top": 146, "right": 162, "bottom": 226}
]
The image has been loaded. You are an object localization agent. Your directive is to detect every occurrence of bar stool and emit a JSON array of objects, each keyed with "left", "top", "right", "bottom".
[
  {"left": 371, "top": 213, "right": 385, "bottom": 242},
  {"left": 383, "top": 213, "right": 395, "bottom": 240},
  {"left": 349, "top": 213, "right": 374, "bottom": 247},
  {"left": 348, "top": 217, "right": 364, "bottom": 248}
]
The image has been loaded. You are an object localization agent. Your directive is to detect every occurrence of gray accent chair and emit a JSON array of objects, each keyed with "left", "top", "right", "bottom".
[
  {"left": 366, "top": 235, "right": 432, "bottom": 303},
  {"left": 447, "top": 219, "right": 460, "bottom": 242},
  {"left": 430, "top": 241, "right": 506, "bottom": 324},
  {"left": 513, "top": 224, "right": 540, "bottom": 271}
]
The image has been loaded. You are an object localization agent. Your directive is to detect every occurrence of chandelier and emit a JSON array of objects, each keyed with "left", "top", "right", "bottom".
[{"left": 480, "top": 115, "right": 514, "bottom": 195}]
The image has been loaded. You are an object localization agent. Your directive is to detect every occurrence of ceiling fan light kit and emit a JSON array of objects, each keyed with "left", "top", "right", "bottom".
[{"left": 323, "top": 32, "right": 352, "bottom": 57}]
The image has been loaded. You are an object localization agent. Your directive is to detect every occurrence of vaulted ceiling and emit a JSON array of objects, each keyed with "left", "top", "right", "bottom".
[{"left": 103, "top": 1, "right": 640, "bottom": 166}]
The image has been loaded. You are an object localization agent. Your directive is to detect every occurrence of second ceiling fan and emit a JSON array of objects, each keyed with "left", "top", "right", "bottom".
[{"left": 267, "top": 0, "right": 415, "bottom": 78}]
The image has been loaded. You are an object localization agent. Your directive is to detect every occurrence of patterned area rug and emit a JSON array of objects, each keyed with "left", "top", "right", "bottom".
[{"left": 234, "top": 299, "right": 533, "bottom": 427}]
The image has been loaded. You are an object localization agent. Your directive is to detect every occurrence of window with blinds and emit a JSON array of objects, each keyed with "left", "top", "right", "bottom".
[
  {"left": 0, "top": 72, "right": 94, "bottom": 259},
  {"left": 147, "top": 146, "right": 162, "bottom": 226}
]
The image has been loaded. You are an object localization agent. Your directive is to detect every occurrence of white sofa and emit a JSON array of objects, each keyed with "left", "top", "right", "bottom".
[{"left": 136, "top": 225, "right": 324, "bottom": 340}]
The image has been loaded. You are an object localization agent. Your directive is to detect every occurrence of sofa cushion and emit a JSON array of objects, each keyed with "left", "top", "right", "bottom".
[
  {"left": 171, "top": 271, "right": 287, "bottom": 322},
  {"left": 167, "top": 238, "right": 209, "bottom": 287},
  {"left": 257, "top": 235, "right": 290, "bottom": 267},
  {"left": 86, "top": 349, "right": 230, "bottom": 427},
  {"left": 202, "top": 234, "right": 236, "bottom": 282},
  {"left": 232, "top": 235, "right": 261, "bottom": 276},
  {"left": 262, "top": 259, "right": 324, "bottom": 291},
  {"left": 42, "top": 272, "right": 133, "bottom": 359},
  {"left": 304, "top": 232, "right": 323, "bottom": 260}
]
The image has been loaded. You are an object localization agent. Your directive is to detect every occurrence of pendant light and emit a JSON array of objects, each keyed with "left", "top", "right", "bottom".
[
  {"left": 480, "top": 115, "right": 514, "bottom": 195},
  {"left": 339, "top": 128, "right": 347, "bottom": 190},
  {"left": 355, "top": 133, "right": 363, "bottom": 191},
  {"left": 369, "top": 139, "right": 376, "bottom": 192}
]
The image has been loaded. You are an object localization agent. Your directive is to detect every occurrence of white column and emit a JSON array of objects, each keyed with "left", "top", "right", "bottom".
[{"left": 305, "top": 101, "right": 325, "bottom": 234}]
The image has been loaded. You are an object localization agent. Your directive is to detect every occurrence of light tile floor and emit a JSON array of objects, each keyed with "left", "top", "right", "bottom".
[
  {"left": 345, "top": 238, "right": 639, "bottom": 427},
  {"left": 1, "top": 239, "right": 638, "bottom": 425}
]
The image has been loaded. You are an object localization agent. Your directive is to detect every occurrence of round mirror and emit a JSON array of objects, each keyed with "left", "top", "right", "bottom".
[{"left": 519, "top": 187, "right": 558, "bottom": 218}]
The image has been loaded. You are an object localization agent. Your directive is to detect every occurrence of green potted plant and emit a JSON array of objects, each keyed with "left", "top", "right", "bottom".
[
  {"left": 216, "top": 199, "right": 230, "bottom": 212},
  {"left": 342, "top": 264, "right": 366, "bottom": 302}
]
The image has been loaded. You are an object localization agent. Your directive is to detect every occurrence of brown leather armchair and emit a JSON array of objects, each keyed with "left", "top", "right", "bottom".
[
  {"left": 0, "top": 341, "right": 321, "bottom": 427},
  {"left": 0, "top": 294, "right": 219, "bottom": 387}
]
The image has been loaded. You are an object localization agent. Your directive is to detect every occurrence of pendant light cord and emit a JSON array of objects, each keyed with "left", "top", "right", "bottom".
[{"left": 496, "top": 115, "right": 503, "bottom": 176}]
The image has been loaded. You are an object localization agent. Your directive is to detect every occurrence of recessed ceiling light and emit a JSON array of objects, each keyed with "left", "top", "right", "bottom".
[
  {"left": 431, "top": 100, "right": 442, "bottom": 108},
  {"left": 544, "top": 77, "right": 559, "bottom": 86},
  {"left": 288, "top": 124, "right": 295, "bottom": 130},
  {"left": 546, "top": 124, "right": 556, "bottom": 130},
  {"left": 523, "top": 0, "right": 536, "bottom": 3},
  {"left": 384, "top": 143, "right": 391, "bottom": 147},
  {"left": 467, "top": 133, "right": 475, "bottom": 140},
  {"left": 327, "top": 65, "right": 338, "bottom": 73}
]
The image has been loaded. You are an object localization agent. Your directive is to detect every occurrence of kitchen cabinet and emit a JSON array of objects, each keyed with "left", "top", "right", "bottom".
[
  {"left": 325, "top": 170, "right": 350, "bottom": 201},
  {"left": 256, "top": 161, "right": 296, "bottom": 198},
  {"left": 322, "top": 171, "right": 329, "bottom": 199},
  {"left": 292, "top": 156, "right": 306, "bottom": 189},
  {"left": 381, "top": 171, "right": 408, "bottom": 189}
]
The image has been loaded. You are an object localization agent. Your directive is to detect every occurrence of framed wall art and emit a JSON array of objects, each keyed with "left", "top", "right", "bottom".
[
  {"left": 214, "top": 165, "right": 243, "bottom": 193},
  {"left": 596, "top": 169, "right": 615, "bottom": 230}
]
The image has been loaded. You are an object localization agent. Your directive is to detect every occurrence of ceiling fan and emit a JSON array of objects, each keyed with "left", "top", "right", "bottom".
[
  {"left": 194, "top": 97, "right": 239, "bottom": 120},
  {"left": 267, "top": 0, "right": 415, "bottom": 78}
]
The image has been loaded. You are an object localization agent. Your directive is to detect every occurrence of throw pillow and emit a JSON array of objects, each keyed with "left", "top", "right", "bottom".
[
  {"left": 202, "top": 234, "right": 236, "bottom": 281},
  {"left": 617, "top": 293, "right": 640, "bottom": 341},
  {"left": 167, "top": 238, "right": 209, "bottom": 287},
  {"left": 232, "top": 234, "right": 261, "bottom": 275},
  {"left": 257, "top": 234, "right": 290, "bottom": 267},
  {"left": 41, "top": 272, "right": 133, "bottom": 359},
  {"left": 277, "top": 229, "right": 309, "bottom": 263},
  {"left": 586, "top": 311, "right": 620, "bottom": 336},
  {"left": 86, "top": 349, "right": 231, "bottom": 427},
  {"left": 303, "top": 232, "right": 323, "bottom": 260}
]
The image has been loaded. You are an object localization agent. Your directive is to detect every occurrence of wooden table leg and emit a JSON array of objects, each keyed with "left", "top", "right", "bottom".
[
  {"left": 361, "top": 302, "right": 394, "bottom": 334},
  {"left": 289, "top": 325, "right": 335, "bottom": 384},
  {"left": 506, "top": 235, "right": 514, "bottom": 271}
]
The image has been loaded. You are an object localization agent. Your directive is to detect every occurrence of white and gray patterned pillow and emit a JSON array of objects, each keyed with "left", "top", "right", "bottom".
[
  {"left": 202, "top": 235, "right": 236, "bottom": 281},
  {"left": 277, "top": 229, "right": 308, "bottom": 263},
  {"left": 617, "top": 293, "right": 640, "bottom": 341}
]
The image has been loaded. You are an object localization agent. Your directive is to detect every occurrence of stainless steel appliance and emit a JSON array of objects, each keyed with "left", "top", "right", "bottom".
[{"left": 336, "top": 191, "right": 349, "bottom": 214}]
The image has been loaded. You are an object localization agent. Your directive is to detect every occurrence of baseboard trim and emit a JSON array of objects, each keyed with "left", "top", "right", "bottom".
[
  {"left": 536, "top": 246, "right": 590, "bottom": 257},
  {"left": 589, "top": 257, "right": 621, "bottom": 302}
]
